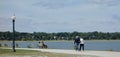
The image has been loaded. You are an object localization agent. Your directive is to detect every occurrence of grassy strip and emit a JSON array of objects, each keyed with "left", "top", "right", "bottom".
[
  {"left": 0, "top": 48, "right": 42, "bottom": 55},
  {"left": 0, "top": 48, "right": 97, "bottom": 57}
]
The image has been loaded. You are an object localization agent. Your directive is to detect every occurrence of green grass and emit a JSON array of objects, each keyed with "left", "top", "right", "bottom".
[
  {"left": 0, "top": 48, "right": 96, "bottom": 57},
  {"left": 0, "top": 48, "right": 41, "bottom": 55}
]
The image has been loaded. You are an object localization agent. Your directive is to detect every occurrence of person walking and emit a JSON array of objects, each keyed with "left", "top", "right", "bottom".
[
  {"left": 74, "top": 36, "right": 80, "bottom": 51},
  {"left": 79, "top": 37, "right": 84, "bottom": 51}
]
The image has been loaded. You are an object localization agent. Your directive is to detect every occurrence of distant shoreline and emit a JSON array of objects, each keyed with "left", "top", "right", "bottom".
[{"left": 0, "top": 40, "right": 120, "bottom": 42}]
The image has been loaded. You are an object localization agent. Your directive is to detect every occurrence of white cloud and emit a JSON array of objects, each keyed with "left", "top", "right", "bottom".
[
  {"left": 88, "top": 0, "right": 120, "bottom": 6},
  {"left": 32, "top": 0, "right": 81, "bottom": 9},
  {"left": 0, "top": 0, "right": 120, "bottom": 32}
]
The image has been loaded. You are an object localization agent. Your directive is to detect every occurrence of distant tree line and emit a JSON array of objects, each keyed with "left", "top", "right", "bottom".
[{"left": 0, "top": 31, "right": 120, "bottom": 41}]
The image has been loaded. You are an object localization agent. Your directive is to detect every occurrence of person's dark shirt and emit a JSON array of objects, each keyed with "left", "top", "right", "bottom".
[{"left": 74, "top": 38, "right": 80, "bottom": 44}]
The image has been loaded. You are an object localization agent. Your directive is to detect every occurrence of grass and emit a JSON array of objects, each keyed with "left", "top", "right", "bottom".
[
  {"left": 0, "top": 48, "right": 96, "bottom": 57},
  {"left": 0, "top": 48, "right": 41, "bottom": 55}
]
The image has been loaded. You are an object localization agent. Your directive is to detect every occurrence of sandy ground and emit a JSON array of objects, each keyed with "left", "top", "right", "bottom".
[{"left": 9, "top": 48, "right": 119, "bottom": 57}]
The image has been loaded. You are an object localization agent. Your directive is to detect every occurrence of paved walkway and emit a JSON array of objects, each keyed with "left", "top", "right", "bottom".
[{"left": 4, "top": 48, "right": 120, "bottom": 57}]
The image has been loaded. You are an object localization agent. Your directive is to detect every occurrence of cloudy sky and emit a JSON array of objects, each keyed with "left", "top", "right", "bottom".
[{"left": 0, "top": 0, "right": 120, "bottom": 33}]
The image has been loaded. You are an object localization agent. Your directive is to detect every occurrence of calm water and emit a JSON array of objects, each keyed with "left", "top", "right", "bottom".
[{"left": 0, "top": 40, "right": 120, "bottom": 51}]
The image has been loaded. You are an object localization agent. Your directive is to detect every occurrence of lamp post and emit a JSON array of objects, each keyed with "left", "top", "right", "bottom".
[{"left": 11, "top": 14, "right": 16, "bottom": 52}]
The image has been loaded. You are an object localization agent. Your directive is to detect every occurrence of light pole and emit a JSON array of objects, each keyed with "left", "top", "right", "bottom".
[{"left": 11, "top": 14, "right": 16, "bottom": 52}]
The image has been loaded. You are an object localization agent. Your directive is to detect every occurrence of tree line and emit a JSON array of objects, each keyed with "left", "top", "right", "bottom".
[{"left": 0, "top": 31, "right": 120, "bottom": 41}]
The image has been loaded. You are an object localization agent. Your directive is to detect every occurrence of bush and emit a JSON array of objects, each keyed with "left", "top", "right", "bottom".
[
  {"left": 108, "top": 49, "right": 113, "bottom": 51},
  {"left": 16, "top": 43, "right": 19, "bottom": 48},
  {"left": 27, "top": 44, "right": 33, "bottom": 48},
  {"left": 0, "top": 43, "right": 2, "bottom": 47},
  {"left": 4, "top": 44, "right": 8, "bottom": 47}
]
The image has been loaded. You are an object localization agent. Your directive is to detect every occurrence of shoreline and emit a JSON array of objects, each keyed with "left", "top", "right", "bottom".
[{"left": 0, "top": 40, "right": 120, "bottom": 42}]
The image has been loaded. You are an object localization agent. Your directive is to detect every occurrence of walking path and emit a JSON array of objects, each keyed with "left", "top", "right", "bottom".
[{"left": 4, "top": 48, "right": 120, "bottom": 57}]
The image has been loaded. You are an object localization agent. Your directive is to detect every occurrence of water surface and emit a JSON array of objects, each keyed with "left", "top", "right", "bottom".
[{"left": 0, "top": 40, "right": 120, "bottom": 51}]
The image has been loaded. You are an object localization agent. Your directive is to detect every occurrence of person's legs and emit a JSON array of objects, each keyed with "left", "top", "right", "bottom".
[
  {"left": 79, "top": 44, "right": 82, "bottom": 51},
  {"left": 81, "top": 44, "right": 84, "bottom": 51},
  {"left": 76, "top": 43, "right": 79, "bottom": 50}
]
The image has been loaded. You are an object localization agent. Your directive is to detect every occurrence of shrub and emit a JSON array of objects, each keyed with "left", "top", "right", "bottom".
[
  {"left": 0, "top": 43, "right": 2, "bottom": 47},
  {"left": 16, "top": 43, "right": 19, "bottom": 48},
  {"left": 108, "top": 49, "right": 113, "bottom": 51},
  {"left": 4, "top": 44, "right": 8, "bottom": 47},
  {"left": 27, "top": 44, "right": 33, "bottom": 48}
]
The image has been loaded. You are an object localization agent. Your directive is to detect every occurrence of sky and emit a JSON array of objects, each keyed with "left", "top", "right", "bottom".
[{"left": 0, "top": 0, "right": 120, "bottom": 33}]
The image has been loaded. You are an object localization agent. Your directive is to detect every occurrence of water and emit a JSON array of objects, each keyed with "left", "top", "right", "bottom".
[{"left": 0, "top": 40, "right": 120, "bottom": 51}]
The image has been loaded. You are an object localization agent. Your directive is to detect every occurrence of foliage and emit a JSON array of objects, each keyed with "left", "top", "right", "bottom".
[
  {"left": 4, "top": 44, "right": 8, "bottom": 47},
  {"left": 16, "top": 43, "right": 19, "bottom": 48},
  {"left": 108, "top": 49, "right": 113, "bottom": 51},
  {"left": 27, "top": 44, "right": 33, "bottom": 48},
  {"left": 0, "top": 31, "right": 120, "bottom": 41},
  {"left": 0, "top": 44, "right": 1, "bottom": 47}
]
